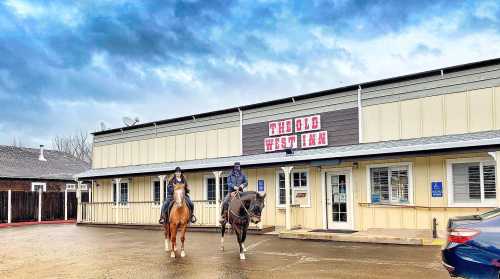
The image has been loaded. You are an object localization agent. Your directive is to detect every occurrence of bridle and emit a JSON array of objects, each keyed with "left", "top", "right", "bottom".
[
  {"left": 228, "top": 191, "right": 260, "bottom": 220},
  {"left": 173, "top": 188, "right": 186, "bottom": 208}
]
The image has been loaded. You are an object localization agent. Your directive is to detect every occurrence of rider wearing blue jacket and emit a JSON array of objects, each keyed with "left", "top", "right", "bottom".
[{"left": 220, "top": 162, "right": 248, "bottom": 223}]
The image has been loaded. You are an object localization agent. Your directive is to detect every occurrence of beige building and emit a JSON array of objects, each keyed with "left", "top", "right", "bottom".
[{"left": 76, "top": 58, "right": 500, "bottom": 235}]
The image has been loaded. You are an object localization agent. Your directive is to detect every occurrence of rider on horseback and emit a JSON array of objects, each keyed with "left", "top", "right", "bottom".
[
  {"left": 159, "top": 167, "right": 196, "bottom": 224},
  {"left": 219, "top": 162, "right": 248, "bottom": 224}
]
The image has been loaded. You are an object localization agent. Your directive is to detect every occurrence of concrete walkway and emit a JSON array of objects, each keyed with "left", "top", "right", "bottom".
[{"left": 279, "top": 228, "right": 446, "bottom": 246}]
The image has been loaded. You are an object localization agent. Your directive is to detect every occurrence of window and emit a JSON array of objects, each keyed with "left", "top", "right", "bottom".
[
  {"left": 112, "top": 181, "right": 129, "bottom": 205},
  {"left": 153, "top": 181, "right": 161, "bottom": 204},
  {"left": 31, "top": 182, "right": 46, "bottom": 192},
  {"left": 449, "top": 159, "right": 497, "bottom": 206},
  {"left": 277, "top": 170, "right": 310, "bottom": 207},
  {"left": 368, "top": 164, "right": 412, "bottom": 204},
  {"left": 206, "top": 176, "right": 229, "bottom": 204},
  {"left": 120, "top": 183, "right": 128, "bottom": 204},
  {"left": 293, "top": 172, "right": 307, "bottom": 188},
  {"left": 151, "top": 180, "right": 167, "bottom": 205},
  {"left": 66, "top": 184, "right": 76, "bottom": 191},
  {"left": 277, "top": 172, "right": 290, "bottom": 206}
]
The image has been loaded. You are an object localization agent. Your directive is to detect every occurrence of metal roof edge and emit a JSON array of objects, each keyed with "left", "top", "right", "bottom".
[{"left": 75, "top": 136, "right": 500, "bottom": 180}]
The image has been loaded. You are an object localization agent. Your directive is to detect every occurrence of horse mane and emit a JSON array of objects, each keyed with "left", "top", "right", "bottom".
[{"left": 238, "top": 191, "right": 259, "bottom": 201}]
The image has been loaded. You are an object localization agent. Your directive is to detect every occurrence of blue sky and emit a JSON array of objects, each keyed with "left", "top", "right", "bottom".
[{"left": 1, "top": 0, "right": 500, "bottom": 147}]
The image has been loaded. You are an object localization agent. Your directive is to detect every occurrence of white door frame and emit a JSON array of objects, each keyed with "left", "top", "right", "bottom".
[{"left": 324, "top": 168, "right": 354, "bottom": 230}]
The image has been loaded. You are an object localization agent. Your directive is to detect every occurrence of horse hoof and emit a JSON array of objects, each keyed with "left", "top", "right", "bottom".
[
  {"left": 170, "top": 252, "right": 175, "bottom": 258},
  {"left": 240, "top": 253, "right": 246, "bottom": 260},
  {"left": 181, "top": 251, "right": 186, "bottom": 258}
]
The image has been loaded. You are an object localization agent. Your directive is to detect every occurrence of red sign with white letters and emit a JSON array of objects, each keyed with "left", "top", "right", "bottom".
[
  {"left": 264, "top": 135, "right": 298, "bottom": 152},
  {"left": 268, "top": 119, "right": 293, "bottom": 136},
  {"left": 264, "top": 115, "right": 328, "bottom": 152},
  {"left": 301, "top": 131, "right": 328, "bottom": 149},
  {"left": 294, "top": 115, "right": 321, "bottom": 133}
]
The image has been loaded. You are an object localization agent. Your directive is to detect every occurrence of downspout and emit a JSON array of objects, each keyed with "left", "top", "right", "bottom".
[
  {"left": 238, "top": 108, "right": 243, "bottom": 155},
  {"left": 357, "top": 85, "right": 363, "bottom": 143}
]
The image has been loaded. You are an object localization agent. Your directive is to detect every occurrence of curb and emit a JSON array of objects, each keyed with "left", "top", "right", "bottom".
[
  {"left": 278, "top": 231, "right": 445, "bottom": 246},
  {"left": 0, "top": 220, "right": 76, "bottom": 229}
]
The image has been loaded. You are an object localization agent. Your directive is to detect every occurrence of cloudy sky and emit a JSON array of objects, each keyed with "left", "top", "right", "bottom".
[{"left": 1, "top": 0, "right": 500, "bottom": 148}]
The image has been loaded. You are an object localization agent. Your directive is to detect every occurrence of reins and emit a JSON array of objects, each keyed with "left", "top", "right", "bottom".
[{"left": 228, "top": 191, "right": 258, "bottom": 220}]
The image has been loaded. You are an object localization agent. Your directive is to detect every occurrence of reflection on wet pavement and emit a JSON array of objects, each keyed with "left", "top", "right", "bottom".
[{"left": 0, "top": 224, "right": 449, "bottom": 279}]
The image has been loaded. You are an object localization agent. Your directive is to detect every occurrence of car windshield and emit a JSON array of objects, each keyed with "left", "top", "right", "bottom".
[{"left": 479, "top": 208, "right": 500, "bottom": 219}]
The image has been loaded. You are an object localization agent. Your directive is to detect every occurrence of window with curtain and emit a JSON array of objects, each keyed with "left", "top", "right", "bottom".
[{"left": 370, "top": 165, "right": 410, "bottom": 204}]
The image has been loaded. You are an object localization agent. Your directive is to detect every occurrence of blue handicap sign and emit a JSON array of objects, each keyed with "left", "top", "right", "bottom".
[
  {"left": 258, "top": 180, "right": 265, "bottom": 192},
  {"left": 431, "top": 181, "right": 443, "bottom": 197},
  {"left": 371, "top": 194, "right": 380, "bottom": 203}
]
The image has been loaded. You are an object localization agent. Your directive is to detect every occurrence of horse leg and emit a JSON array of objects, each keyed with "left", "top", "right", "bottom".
[
  {"left": 220, "top": 220, "right": 227, "bottom": 251},
  {"left": 169, "top": 223, "right": 176, "bottom": 258},
  {"left": 241, "top": 223, "right": 249, "bottom": 252},
  {"left": 234, "top": 226, "right": 245, "bottom": 260},
  {"left": 180, "top": 224, "right": 187, "bottom": 258},
  {"left": 164, "top": 224, "right": 170, "bottom": 252}
]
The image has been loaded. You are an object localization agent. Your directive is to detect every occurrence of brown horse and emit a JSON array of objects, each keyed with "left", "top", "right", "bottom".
[
  {"left": 220, "top": 191, "right": 266, "bottom": 260},
  {"left": 163, "top": 183, "right": 190, "bottom": 258}
]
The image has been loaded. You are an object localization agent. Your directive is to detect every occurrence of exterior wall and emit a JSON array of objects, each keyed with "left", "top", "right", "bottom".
[
  {"left": 243, "top": 108, "right": 358, "bottom": 155},
  {"left": 92, "top": 126, "right": 241, "bottom": 168},
  {"left": 363, "top": 86, "right": 500, "bottom": 143},
  {"left": 85, "top": 150, "right": 497, "bottom": 232},
  {"left": 350, "top": 151, "right": 496, "bottom": 233},
  {"left": 0, "top": 179, "right": 69, "bottom": 192}
]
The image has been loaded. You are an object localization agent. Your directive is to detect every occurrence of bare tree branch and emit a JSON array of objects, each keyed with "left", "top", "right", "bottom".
[{"left": 52, "top": 131, "right": 92, "bottom": 163}]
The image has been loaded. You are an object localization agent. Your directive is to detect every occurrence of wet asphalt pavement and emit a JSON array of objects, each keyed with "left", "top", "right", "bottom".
[{"left": 0, "top": 224, "right": 449, "bottom": 279}]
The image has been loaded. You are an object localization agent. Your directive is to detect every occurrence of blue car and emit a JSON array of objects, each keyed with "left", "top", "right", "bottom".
[{"left": 442, "top": 208, "right": 500, "bottom": 279}]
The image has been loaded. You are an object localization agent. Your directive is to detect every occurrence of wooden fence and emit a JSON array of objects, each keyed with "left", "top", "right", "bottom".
[
  {"left": 0, "top": 191, "right": 7, "bottom": 223},
  {"left": 1, "top": 190, "right": 78, "bottom": 224},
  {"left": 11, "top": 191, "right": 39, "bottom": 222}
]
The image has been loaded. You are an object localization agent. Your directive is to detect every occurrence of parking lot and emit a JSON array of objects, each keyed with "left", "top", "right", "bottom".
[{"left": 0, "top": 224, "right": 449, "bottom": 278}]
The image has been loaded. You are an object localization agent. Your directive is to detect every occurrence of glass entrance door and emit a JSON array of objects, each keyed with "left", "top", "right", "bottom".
[{"left": 327, "top": 173, "right": 352, "bottom": 230}]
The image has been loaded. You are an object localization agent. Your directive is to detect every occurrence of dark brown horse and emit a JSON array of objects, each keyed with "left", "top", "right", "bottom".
[
  {"left": 220, "top": 191, "right": 266, "bottom": 260},
  {"left": 163, "top": 183, "right": 190, "bottom": 258}
]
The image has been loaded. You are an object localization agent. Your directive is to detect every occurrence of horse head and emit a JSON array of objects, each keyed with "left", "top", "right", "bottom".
[
  {"left": 173, "top": 183, "right": 186, "bottom": 207},
  {"left": 248, "top": 192, "right": 266, "bottom": 224}
]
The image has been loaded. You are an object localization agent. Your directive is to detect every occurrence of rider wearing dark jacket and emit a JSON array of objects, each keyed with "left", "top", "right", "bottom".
[
  {"left": 220, "top": 162, "right": 248, "bottom": 223},
  {"left": 159, "top": 167, "right": 195, "bottom": 224}
]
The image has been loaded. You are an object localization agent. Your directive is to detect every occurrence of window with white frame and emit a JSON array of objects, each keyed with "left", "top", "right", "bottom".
[
  {"left": 449, "top": 159, "right": 496, "bottom": 205},
  {"left": 293, "top": 172, "right": 307, "bottom": 188},
  {"left": 31, "top": 182, "right": 46, "bottom": 192},
  {"left": 112, "top": 181, "right": 129, "bottom": 204},
  {"left": 66, "top": 184, "right": 76, "bottom": 191},
  {"left": 369, "top": 164, "right": 411, "bottom": 204},
  {"left": 277, "top": 172, "right": 288, "bottom": 206},
  {"left": 277, "top": 170, "right": 310, "bottom": 207},
  {"left": 152, "top": 180, "right": 167, "bottom": 205},
  {"left": 206, "top": 176, "right": 229, "bottom": 204}
]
